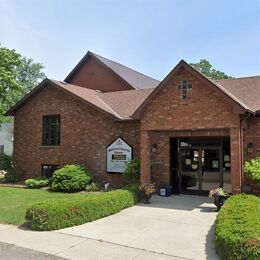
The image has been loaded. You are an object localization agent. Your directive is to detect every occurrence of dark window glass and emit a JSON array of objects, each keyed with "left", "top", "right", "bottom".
[
  {"left": 177, "top": 80, "right": 192, "bottom": 99},
  {"left": 0, "top": 145, "right": 4, "bottom": 153},
  {"left": 42, "top": 115, "right": 60, "bottom": 146},
  {"left": 41, "top": 165, "right": 59, "bottom": 178}
]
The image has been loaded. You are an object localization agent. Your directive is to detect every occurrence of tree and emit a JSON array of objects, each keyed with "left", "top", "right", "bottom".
[
  {"left": 190, "top": 59, "right": 231, "bottom": 80},
  {"left": 0, "top": 45, "right": 46, "bottom": 123}
]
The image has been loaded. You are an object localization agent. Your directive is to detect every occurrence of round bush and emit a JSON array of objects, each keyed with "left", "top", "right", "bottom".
[{"left": 51, "top": 165, "right": 92, "bottom": 192}]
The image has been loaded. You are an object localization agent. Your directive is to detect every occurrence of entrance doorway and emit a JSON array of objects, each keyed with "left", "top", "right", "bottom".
[{"left": 170, "top": 137, "right": 231, "bottom": 195}]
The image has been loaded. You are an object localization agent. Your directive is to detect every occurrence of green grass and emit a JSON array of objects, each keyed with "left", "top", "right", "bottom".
[{"left": 0, "top": 187, "right": 90, "bottom": 225}]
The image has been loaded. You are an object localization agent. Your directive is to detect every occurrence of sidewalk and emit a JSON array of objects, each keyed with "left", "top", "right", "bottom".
[
  {"left": 0, "top": 195, "right": 219, "bottom": 260},
  {"left": 0, "top": 224, "right": 180, "bottom": 260}
]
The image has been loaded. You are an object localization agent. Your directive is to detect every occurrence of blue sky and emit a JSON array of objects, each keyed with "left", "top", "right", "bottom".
[{"left": 1, "top": 0, "right": 260, "bottom": 80}]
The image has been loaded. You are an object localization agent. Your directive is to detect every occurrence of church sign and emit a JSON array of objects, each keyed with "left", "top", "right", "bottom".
[{"left": 106, "top": 137, "right": 132, "bottom": 173}]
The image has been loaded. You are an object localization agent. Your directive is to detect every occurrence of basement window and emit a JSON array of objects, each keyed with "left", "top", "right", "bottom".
[
  {"left": 41, "top": 164, "right": 59, "bottom": 178},
  {"left": 42, "top": 115, "right": 60, "bottom": 146}
]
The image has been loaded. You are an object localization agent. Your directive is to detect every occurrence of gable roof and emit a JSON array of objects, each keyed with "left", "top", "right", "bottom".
[
  {"left": 64, "top": 51, "right": 160, "bottom": 90},
  {"left": 5, "top": 79, "right": 153, "bottom": 120},
  {"left": 133, "top": 60, "right": 260, "bottom": 118},
  {"left": 6, "top": 60, "right": 260, "bottom": 120}
]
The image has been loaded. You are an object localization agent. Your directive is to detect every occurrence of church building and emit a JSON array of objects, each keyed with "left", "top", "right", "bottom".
[{"left": 7, "top": 52, "right": 260, "bottom": 194}]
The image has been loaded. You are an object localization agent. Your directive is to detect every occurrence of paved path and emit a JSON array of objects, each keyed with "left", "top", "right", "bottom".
[{"left": 0, "top": 195, "right": 219, "bottom": 260}]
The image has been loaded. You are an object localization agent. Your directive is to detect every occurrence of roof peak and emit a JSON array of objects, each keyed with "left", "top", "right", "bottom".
[
  {"left": 65, "top": 51, "right": 160, "bottom": 90},
  {"left": 90, "top": 51, "right": 160, "bottom": 82}
]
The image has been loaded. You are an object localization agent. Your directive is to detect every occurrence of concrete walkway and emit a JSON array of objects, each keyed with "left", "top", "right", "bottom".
[{"left": 0, "top": 195, "right": 219, "bottom": 260}]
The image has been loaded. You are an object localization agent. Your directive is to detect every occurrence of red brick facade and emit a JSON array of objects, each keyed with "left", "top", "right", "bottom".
[
  {"left": 67, "top": 57, "right": 133, "bottom": 92},
  {"left": 139, "top": 68, "right": 243, "bottom": 193},
  {"left": 14, "top": 85, "right": 140, "bottom": 187},
  {"left": 11, "top": 58, "right": 260, "bottom": 194}
]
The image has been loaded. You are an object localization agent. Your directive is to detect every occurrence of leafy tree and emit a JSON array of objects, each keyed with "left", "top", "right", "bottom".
[
  {"left": 190, "top": 59, "right": 231, "bottom": 80},
  {"left": 0, "top": 45, "right": 46, "bottom": 123}
]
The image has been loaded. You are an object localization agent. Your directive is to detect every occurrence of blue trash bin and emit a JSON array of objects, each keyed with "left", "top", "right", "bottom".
[{"left": 158, "top": 185, "right": 172, "bottom": 197}]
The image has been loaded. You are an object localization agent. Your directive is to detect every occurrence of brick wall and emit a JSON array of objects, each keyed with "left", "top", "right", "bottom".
[
  {"left": 67, "top": 57, "right": 132, "bottom": 92},
  {"left": 243, "top": 116, "right": 260, "bottom": 194},
  {"left": 13, "top": 85, "right": 140, "bottom": 187},
  {"left": 140, "top": 67, "right": 242, "bottom": 193}
]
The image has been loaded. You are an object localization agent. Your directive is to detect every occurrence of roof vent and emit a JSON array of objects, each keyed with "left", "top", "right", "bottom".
[
  {"left": 60, "top": 81, "right": 67, "bottom": 85},
  {"left": 95, "top": 89, "right": 102, "bottom": 93}
]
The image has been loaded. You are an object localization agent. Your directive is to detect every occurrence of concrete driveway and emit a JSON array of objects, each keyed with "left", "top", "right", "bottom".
[{"left": 57, "top": 195, "right": 219, "bottom": 260}]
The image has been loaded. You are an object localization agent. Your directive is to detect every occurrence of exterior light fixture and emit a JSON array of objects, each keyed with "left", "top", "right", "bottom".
[{"left": 247, "top": 143, "right": 254, "bottom": 154}]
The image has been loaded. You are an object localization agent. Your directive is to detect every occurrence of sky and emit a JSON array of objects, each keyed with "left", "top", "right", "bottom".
[{"left": 0, "top": 0, "right": 260, "bottom": 81}]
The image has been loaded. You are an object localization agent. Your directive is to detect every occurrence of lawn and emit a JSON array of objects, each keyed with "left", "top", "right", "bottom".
[{"left": 0, "top": 187, "right": 90, "bottom": 225}]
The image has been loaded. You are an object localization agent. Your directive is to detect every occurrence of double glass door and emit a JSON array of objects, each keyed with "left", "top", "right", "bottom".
[{"left": 180, "top": 147, "right": 221, "bottom": 194}]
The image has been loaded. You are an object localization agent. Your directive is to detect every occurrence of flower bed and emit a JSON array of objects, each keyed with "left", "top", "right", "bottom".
[
  {"left": 215, "top": 194, "right": 260, "bottom": 259},
  {"left": 25, "top": 185, "right": 139, "bottom": 231}
]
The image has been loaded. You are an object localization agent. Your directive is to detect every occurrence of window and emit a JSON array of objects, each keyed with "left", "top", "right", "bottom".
[
  {"left": 42, "top": 115, "right": 60, "bottom": 146},
  {"left": 41, "top": 164, "right": 59, "bottom": 178},
  {"left": 0, "top": 145, "right": 4, "bottom": 153},
  {"left": 177, "top": 80, "right": 192, "bottom": 99}
]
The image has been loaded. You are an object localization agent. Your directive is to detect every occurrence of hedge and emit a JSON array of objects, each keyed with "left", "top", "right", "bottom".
[
  {"left": 25, "top": 185, "right": 139, "bottom": 231},
  {"left": 215, "top": 194, "right": 260, "bottom": 260},
  {"left": 25, "top": 177, "right": 49, "bottom": 189}
]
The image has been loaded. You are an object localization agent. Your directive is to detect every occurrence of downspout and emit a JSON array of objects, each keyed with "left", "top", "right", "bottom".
[{"left": 240, "top": 112, "right": 251, "bottom": 193}]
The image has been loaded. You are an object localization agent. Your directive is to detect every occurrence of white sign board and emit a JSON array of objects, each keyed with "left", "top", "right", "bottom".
[{"left": 106, "top": 138, "right": 132, "bottom": 173}]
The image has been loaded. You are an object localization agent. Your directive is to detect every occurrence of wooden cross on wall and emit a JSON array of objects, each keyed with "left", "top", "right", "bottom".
[{"left": 177, "top": 80, "right": 192, "bottom": 99}]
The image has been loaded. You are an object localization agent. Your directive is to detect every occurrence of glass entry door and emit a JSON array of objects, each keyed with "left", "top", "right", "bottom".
[{"left": 180, "top": 147, "right": 221, "bottom": 194}]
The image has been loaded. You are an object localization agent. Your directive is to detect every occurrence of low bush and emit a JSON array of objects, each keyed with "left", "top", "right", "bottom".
[
  {"left": 25, "top": 185, "right": 139, "bottom": 231},
  {"left": 244, "top": 157, "right": 260, "bottom": 185},
  {"left": 85, "top": 182, "right": 101, "bottom": 192},
  {"left": 25, "top": 177, "right": 49, "bottom": 189},
  {"left": 215, "top": 194, "right": 260, "bottom": 260},
  {"left": 51, "top": 165, "right": 92, "bottom": 192}
]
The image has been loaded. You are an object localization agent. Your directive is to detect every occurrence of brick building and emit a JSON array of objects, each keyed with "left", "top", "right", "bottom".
[{"left": 7, "top": 52, "right": 260, "bottom": 194}]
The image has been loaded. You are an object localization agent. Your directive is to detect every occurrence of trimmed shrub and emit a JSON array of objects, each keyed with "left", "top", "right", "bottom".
[
  {"left": 25, "top": 177, "right": 49, "bottom": 189},
  {"left": 215, "top": 194, "right": 260, "bottom": 260},
  {"left": 85, "top": 182, "right": 101, "bottom": 192},
  {"left": 25, "top": 185, "right": 139, "bottom": 231},
  {"left": 244, "top": 157, "right": 260, "bottom": 185},
  {"left": 51, "top": 165, "right": 92, "bottom": 192}
]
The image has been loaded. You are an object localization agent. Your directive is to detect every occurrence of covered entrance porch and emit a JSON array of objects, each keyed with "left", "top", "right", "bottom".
[{"left": 140, "top": 129, "right": 242, "bottom": 195}]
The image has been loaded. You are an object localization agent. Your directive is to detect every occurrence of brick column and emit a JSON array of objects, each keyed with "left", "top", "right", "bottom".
[
  {"left": 230, "top": 127, "right": 242, "bottom": 194},
  {"left": 140, "top": 130, "right": 151, "bottom": 184}
]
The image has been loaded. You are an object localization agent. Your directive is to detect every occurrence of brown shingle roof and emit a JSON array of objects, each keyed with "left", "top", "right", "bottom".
[
  {"left": 6, "top": 61, "right": 260, "bottom": 119},
  {"left": 52, "top": 80, "right": 153, "bottom": 119},
  {"left": 97, "top": 88, "right": 154, "bottom": 119},
  {"left": 214, "top": 76, "right": 260, "bottom": 113},
  {"left": 51, "top": 80, "right": 119, "bottom": 117}
]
